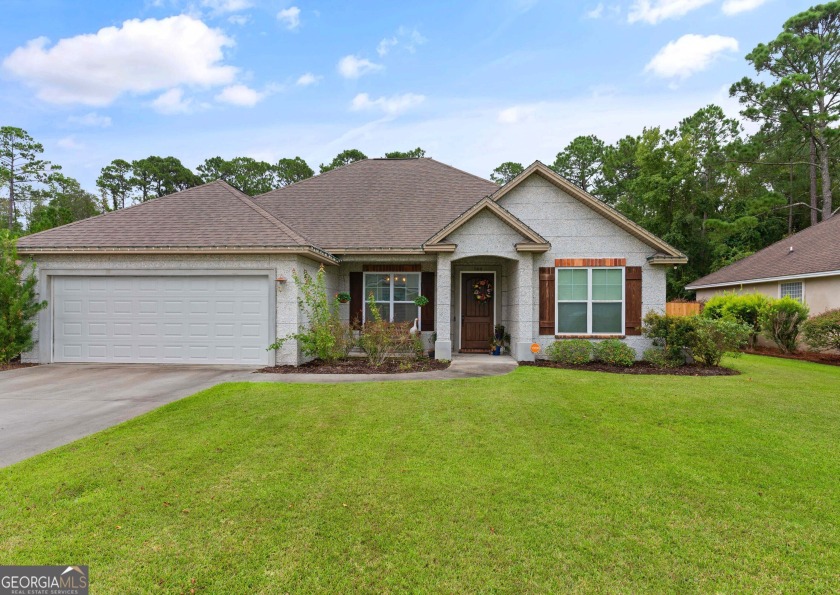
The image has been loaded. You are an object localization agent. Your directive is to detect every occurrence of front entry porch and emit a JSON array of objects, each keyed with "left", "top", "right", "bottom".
[{"left": 434, "top": 254, "right": 536, "bottom": 362}]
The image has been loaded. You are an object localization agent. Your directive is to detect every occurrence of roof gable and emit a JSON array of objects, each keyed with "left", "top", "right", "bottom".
[
  {"left": 491, "top": 161, "right": 687, "bottom": 262},
  {"left": 424, "top": 197, "right": 549, "bottom": 252},
  {"left": 687, "top": 214, "right": 840, "bottom": 288}
]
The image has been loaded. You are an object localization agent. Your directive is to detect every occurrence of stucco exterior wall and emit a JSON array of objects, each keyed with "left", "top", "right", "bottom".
[
  {"left": 695, "top": 275, "right": 840, "bottom": 316},
  {"left": 494, "top": 175, "right": 670, "bottom": 358},
  {"left": 22, "top": 253, "right": 326, "bottom": 366}
]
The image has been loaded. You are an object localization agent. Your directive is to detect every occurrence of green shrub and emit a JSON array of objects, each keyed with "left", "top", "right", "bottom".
[
  {"left": 643, "top": 347, "right": 680, "bottom": 368},
  {"left": 702, "top": 292, "right": 769, "bottom": 348},
  {"left": 642, "top": 311, "right": 698, "bottom": 366},
  {"left": 358, "top": 293, "right": 423, "bottom": 367},
  {"left": 546, "top": 339, "right": 592, "bottom": 365},
  {"left": 593, "top": 339, "right": 636, "bottom": 367},
  {"left": 691, "top": 317, "right": 750, "bottom": 367},
  {"left": 0, "top": 233, "right": 47, "bottom": 364},
  {"left": 268, "top": 266, "right": 353, "bottom": 362},
  {"left": 801, "top": 309, "right": 840, "bottom": 352},
  {"left": 759, "top": 297, "right": 809, "bottom": 353}
]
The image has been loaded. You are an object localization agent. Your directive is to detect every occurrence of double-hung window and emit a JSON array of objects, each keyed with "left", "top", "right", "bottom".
[
  {"left": 363, "top": 272, "right": 421, "bottom": 323},
  {"left": 556, "top": 267, "right": 624, "bottom": 334}
]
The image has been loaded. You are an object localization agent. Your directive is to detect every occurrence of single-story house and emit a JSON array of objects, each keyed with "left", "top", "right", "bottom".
[
  {"left": 686, "top": 213, "right": 839, "bottom": 315},
  {"left": 17, "top": 159, "right": 687, "bottom": 366}
]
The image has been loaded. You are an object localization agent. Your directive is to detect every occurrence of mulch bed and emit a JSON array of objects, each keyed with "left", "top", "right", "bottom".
[
  {"left": 0, "top": 360, "right": 38, "bottom": 373},
  {"left": 744, "top": 346, "right": 840, "bottom": 367},
  {"left": 522, "top": 360, "right": 739, "bottom": 376},
  {"left": 258, "top": 358, "right": 451, "bottom": 375}
]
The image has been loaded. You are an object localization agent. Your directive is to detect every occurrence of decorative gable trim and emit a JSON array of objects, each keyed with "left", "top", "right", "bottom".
[
  {"left": 491, "top": 161, "right": 688, "bottom": 262},
  {"left": 424, "top": 197, "right": 549, "bottom": 251}
]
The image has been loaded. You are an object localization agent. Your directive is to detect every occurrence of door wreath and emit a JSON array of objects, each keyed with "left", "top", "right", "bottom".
[{"left": 472, "top": 278, "right": 493, "bottom": 302}]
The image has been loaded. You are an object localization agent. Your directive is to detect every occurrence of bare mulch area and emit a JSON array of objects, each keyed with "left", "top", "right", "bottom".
[
  {"left": 0, "top": 360, "right": 38, "bottom": 373},
  {"left": 745, "top": 346, "right": 840, "bottom": 367},
  {"left": 258, "top": 358, "right": 451, "bottom": 375},
  {"left": 523, "top": 360, "right": 739, "bottom": 376}
]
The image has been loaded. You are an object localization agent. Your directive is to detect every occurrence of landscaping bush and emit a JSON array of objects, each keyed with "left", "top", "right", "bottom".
[
  {"left": 642, "top": 311, "right": 698, "bottom": 366},
  {"left": 759, "top": 297, "right": 809, "bottom": 353},
  {"left": 593, "top": 339, "right": 636, "bottom": 367},
  {"left": 702, "top": 292, "right": 769, "bottom": 348},
  {"left": 801, "top": 309, "right": 840, "bottom": 352},
  {"left": 358, "top": 293, "right": 424, "bottom": 367},
  {"left": 691, "top": 317, "right": 750, "bottom": 367},
  {"left": 643, "top": 347, "right": 680, "bottom": 368},
  {"left": 0, "top": 233, "right": 47, "bottom": 364},
  {"left": 268, "top": 266, "right": 353, "bottom": 362},
  {"left": 546, "top": 339, "right": 592, "bottom": 364}
]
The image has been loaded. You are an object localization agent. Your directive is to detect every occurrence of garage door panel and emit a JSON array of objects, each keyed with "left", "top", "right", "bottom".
[{"left": 53, "top": 275, "right": 271, "bottom": 364}]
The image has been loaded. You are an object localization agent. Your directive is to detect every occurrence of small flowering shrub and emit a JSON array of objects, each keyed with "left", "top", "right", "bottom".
[
  {"left": 546, "top": 339, "right": 592, "bottom": 365},
  {"left": 593, "top": 339, "right": 636, "bottom": 367}
]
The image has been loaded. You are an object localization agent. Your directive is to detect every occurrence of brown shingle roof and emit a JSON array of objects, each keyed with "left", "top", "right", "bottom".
[
  {"left": 16, "top": 180, "right": 326, "bottom": 254},
  {"left": 687, "top": 214, "right": 840, "bottom": 288},
  {"left": 254, "top": 158, "right": 498, "bottom": 250}
]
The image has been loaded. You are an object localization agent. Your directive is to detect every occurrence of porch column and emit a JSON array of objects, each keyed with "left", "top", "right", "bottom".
[
  {"left": 513, "top": 253, "right": 536, "bottom": 362},
  {"left": 434, "top": 254, "right": 453, "bottom": 360}
]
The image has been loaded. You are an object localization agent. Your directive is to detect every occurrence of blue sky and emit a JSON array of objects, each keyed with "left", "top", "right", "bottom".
[{"left": 0, "top": 0, "right": 814, "bottom": 191}]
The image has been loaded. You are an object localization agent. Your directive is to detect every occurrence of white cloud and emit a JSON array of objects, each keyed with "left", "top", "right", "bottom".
[
  {"left": 67, "top": 112, "right": 111, "bottom": 127},
  {"left": 337, "top": 55, "right": 383, "bottom": 79},
  {"left": 228, "top": 14, "right": 251, "bottom": 25},
  {"left": 645, "top": 34, "right": 739, "bottom": 79},
  {"left": 350, "top": 92, "right": 425, "bottom": 116},
  {"left": 152, "top": 88, "right": 193, "bottom": 114},
  {"left": 497, "top": 105, "right": 536, "bottom": 124},
  {"left": 585, "top": 3, "right": 604, "bottom": 18},
  {"left": 277, "top": 6, "right": 301, "bottom": 30},
  {"left": 215, "top": 84, "right": 266, "bottom": 106},
  {"left": 56, "top": 136, "right": 83, "bottom": 150},
  {"left": 721, "top": 0, "right": 768, "bottom": 15},
  {"left": 296, "top": 73, "right": 321, "bottom": 86},
  {"left": 202, "top": 0, "right": 252, "bottom": 13},
  {"left": 377, "top": 27, "right": 427, "bottom": 56},
  {"left": 2, "top": 15, "right": 236, "bottom": 106},
  {"left": 628, "top": 0, "right": 714, "bottom": 24},
  {"left": 377, "top": 37, "right": 398, "bottom": 57}
]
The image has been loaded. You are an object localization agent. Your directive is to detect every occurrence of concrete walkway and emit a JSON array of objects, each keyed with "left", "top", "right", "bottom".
[{"left": 248, "top": 354, "right": 519, "bottom": 384}]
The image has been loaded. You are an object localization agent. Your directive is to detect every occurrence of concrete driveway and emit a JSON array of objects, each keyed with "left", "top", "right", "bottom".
[{"left": 0, "top": 364, "right": 254, "bottom": 468}]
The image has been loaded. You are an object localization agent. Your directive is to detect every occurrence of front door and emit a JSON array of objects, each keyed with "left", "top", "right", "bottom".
[{"left": 461, "top": 273, "right": 494, "bottom": 352}]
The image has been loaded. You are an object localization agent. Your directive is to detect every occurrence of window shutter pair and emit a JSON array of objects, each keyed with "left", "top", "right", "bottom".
[
  {"left": 537, "top": 265, "right": 643, "bottom": 336},
  {"left": 348, "top": 270, "right": 436, "bottom": 330}
]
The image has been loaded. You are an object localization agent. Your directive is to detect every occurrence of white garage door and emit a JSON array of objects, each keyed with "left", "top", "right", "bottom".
[{"left": 53, "top": 275, "right": 271, "bottom": 365}]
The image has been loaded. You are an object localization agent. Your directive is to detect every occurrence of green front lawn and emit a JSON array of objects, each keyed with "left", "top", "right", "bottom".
[{"left": 1, "top": 355, "right": 838, "bottom": 592}]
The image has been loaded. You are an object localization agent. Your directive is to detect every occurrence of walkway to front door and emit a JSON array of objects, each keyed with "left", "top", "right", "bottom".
[{"left": 460, "top": 272, "right": 495, "bottom": 352}]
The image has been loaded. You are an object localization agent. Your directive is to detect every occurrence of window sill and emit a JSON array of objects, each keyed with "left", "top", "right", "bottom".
[{"left": 554, "top": 334, "right": 626, "bottom": 339}]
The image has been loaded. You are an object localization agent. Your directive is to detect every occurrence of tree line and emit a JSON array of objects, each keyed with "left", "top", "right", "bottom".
[{"left": 2, "top": 3, "right": 838, "bottom": 297}]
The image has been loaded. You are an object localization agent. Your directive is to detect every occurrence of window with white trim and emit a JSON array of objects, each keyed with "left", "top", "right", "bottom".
[
  {"left": 363, "top": 272, "right": 421, "bottom": 323},
  {"left": 556, "top": 267, "right": 624, "bottom": 334},
  {"left": 780, "top": 281, "right": 803, "bottom": 302}
]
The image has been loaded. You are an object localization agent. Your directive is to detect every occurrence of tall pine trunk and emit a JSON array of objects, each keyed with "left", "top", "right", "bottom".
[{"left": 810, "top": 137, "right": 819, "bottom": 226}]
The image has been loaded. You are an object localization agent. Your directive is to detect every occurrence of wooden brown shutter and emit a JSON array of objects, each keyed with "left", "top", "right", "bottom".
[
  {"left": 421, "top": 272, "right": 435, "bottom": 331},
  {"left": 539, "top": 267, "right": 555, "bottom": 336},
  {"left": 349, "top": 272, "right": 363, "bottom": 328},
  {"left": 625, "top": 266, "right": 642, "bottom": 336}
]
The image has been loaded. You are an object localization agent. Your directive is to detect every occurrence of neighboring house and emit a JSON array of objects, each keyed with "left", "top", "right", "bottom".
[
  {"left": 16, "top": 159, "right": 686, "bottom": 366},
  {"left": 686, "top": 214, "right": 840, "bottom": 315}
]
